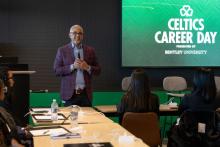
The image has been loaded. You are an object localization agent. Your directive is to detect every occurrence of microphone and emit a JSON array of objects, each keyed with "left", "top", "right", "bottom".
[{"left": 78, "top": 52, "right": 80, "bottom": 59}]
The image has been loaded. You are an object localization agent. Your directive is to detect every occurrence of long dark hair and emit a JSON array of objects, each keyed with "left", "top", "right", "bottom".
[
  {"left": 192, "top": 68, "right": 216, "bottom": 103},
  {"left": 125, "top": 68, "right": 152, "bottom": 112}
]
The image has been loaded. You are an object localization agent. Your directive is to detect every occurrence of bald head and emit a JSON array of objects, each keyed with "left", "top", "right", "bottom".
[
  {"left": 70, "top": 25, "right": 84, "bottom": 34},
  {"left": 69, "top": 24, "right": 84, "bottom": 46}
]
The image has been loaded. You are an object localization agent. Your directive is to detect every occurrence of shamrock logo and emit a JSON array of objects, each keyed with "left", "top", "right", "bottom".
[{"left": 180, "top": 5, "right": 193, "bottom": 17}]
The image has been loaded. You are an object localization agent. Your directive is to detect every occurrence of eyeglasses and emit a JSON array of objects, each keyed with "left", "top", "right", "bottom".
[{"left": 70, "top": 32, "right": 83, "bottom": 35}]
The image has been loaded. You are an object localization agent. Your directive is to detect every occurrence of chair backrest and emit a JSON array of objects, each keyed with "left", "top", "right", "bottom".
[
  {"left": 163, "top": 76, "right": 187, "bottom": 92},
  {"left": 122, "top": 112, "right": 161, "bottom": 147},
  {"left": 179, "top": 110, "right": 216, "bottom": 133},
  {"left": 121, "top": 76, "right": 131, "bottom": 91},
  {"left": 169, "top": 110, "right": 220, "bottom": 147},
  {"left": 215, "top": 76, "right": 220, "bottom": 93}
]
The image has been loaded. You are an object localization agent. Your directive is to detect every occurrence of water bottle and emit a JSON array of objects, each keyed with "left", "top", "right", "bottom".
[{"left": 51, "top": 99, "right": 58, "bottom": 121}]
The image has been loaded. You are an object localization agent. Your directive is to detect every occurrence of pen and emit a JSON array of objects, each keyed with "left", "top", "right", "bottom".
[
  {"left": 35, "top": 110, "right": 48, "bottom": 113},
  {"left": 43, "top": 130, "right": 49, "bottom": 135},
  {"left": 61, "top": 114, "right": 70, "bottom": 125}
]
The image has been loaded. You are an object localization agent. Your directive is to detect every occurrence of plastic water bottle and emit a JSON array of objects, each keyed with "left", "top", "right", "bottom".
[{"left": 51, "top": 99, "right": 58, "bottom": 121}]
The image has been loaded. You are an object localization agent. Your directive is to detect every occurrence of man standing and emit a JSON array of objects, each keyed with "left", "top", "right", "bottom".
[{"left": 54, "top": 25, "right": 101, "bottom": 107}]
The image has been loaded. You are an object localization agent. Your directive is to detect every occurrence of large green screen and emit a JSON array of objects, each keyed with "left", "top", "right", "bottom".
[{"left": 122, "top": 0, "right": 220, "bottom": 67}]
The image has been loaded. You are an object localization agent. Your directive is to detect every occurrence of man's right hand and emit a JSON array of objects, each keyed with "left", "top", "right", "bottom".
[{"left": 73, "top": 59, "right": 81, "bottom": 69}]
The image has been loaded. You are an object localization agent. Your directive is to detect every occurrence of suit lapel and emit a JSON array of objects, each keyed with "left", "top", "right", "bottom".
[
  {"left": 68, "top": 43, "right": 75, "bottom": 62},
  {"left": 82, "top": 45, "right": 88, "bottom": 62}
]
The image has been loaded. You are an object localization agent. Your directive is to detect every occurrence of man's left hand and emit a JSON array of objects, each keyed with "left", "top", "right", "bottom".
[{"left": 79, "top": 60, "right": 90, "bottom": 71}]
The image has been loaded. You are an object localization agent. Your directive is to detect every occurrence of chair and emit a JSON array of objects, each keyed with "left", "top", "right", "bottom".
[
  {"left": 163, "top": 76, "right": 187, "bottom": 100},
  {"left": 121, "top": 76, "right": 131, "bottom": 91},
  {"left": 122, "top": 112, "right": 161, "bottom": 147},
  {"left": 168, "top": 110, "right": 220, "bottom": 147},
  {"left": 215, "top": 76, "right": 220, "bottom": 94},
  {"left": 162, "top": 76, "right": 187, "bottom": 137}
]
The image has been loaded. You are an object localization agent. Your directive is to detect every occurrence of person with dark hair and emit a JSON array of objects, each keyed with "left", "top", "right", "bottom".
[
  {"left": 0, "top": 79, "right": 24, "bottom": 147},
  {"left": 117, "top": 68, "right": 160, "bottom": 124},
  {"left": 167, "top": 68, "right": 220, "bottom": 147},
  {"left": 179, "top": 68, "right": 220, "bottom": 113},
  {"left": 0, "top": 67, "right": 14, "bottom": 111},
  {"left": 0, "top": 67, "right": 20, "bottom": 126}
]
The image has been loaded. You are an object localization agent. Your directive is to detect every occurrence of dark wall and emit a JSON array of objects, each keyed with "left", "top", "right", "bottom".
[
  {"left": 0, "top": 0, "right": 128, "bottom": 91},
  {"left": 1, "top": 0, "right": 220, "bottom": 92}
]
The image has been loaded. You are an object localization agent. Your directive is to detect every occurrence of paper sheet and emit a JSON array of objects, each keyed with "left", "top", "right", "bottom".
[
  {"left": 31, "top": 108, "right": 51, "bottom": 113},
  {"left": 34, "top": 115, "right": 65, "bottom": 120},
  {"left": 30, "top": 128, "right": 68, "bottom": 136}
]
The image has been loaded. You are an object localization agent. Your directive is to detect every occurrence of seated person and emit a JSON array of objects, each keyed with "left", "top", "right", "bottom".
[
  {"left": 0, "top": 67, "right": 14, "bottom": 111},
  {"left": 0, "top": 67, "right": 22, "bottom": 126},
  {"left": 0, "top": 79, "right": 24, "bottom": 147},
  {"left": 117, "top": 68, "right": 159, "bottom": 124},
  {"left": 168, "top": 68, "right": 220, "bottom": 147},
  {"left": 179, "top": 68, "right": 220, "bottom": 113}
]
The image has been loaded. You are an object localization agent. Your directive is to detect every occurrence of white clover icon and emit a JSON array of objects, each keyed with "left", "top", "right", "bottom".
[{"left": 180, "top": 5, "right": 193, "bottom": 17}]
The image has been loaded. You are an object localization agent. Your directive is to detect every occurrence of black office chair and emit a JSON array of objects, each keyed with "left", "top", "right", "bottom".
[{"left": 168, "top": 110, "right": 220, "bottom": 147}]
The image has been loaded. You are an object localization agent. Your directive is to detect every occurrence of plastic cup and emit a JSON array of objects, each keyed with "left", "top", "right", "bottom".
[{"left": 70, "top": 105, "right": 80, "bottom": 129}]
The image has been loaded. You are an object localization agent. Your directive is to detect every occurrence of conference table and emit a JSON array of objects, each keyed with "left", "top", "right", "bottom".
[
  {"left": 31, "top": 107, "right": 149, "bottom": 147},
  {"left": 94, "top": 104, "right": 179, "bottom": 117},
  {"left": 31, "top": 107, "right": 113, "bottom": 126}
]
